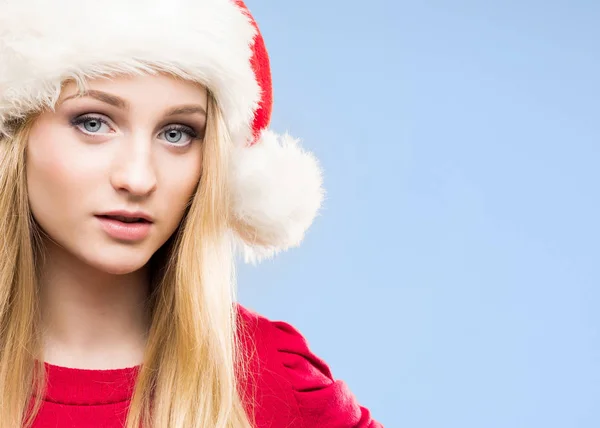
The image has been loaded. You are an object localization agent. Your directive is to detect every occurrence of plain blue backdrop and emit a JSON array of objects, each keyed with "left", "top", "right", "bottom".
[{"left": 237, "top": 1, "right": 599, "bottom": 427}]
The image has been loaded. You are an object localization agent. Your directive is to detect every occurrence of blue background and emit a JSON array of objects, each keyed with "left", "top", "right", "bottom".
[{"left": 238, "top": 1, "right": 599, "bottom": 427}]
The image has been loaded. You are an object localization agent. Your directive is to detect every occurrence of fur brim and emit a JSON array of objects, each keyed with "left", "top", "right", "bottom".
[
  {"left": 0, "top": 0, "right": 325, "bottom": 261},
  {"left": 230, "top": 130, "right": 325, "bottom": 264},
  {"left": 0, "top": 0, "right": 260, "bottom": 145}
]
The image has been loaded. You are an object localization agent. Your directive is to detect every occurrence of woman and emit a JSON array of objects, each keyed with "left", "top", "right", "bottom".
[{"left": 0, "top": 0, "right": 382, "bottom": 427}]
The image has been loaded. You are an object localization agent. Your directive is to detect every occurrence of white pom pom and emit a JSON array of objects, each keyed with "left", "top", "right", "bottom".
[{"left": 230, "top": 129, "right": 325, "bottom": 264}]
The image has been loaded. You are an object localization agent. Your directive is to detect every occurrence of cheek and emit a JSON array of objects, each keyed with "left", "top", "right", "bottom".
[
  {"left": 26, "top": 125, "right": 101, "bottom": 231},
  {"left": 158, "top": 149, "right": 203, "bottom": 223}
]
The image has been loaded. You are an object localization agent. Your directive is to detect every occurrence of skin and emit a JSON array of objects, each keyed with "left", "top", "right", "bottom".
[{"left": 26, "top": 73, "right": 207, "bottom": 369}]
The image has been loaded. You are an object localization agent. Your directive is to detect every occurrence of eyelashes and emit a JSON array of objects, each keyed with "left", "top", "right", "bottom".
[
  {"left": 70, "top": 115, "right": 112, "bottom": 134},
  {"left": 160, "top": 124, "right": 199, "bottom": 142},
  {"left": 69, "top": 114, "right": 203, "bottom": 146}
]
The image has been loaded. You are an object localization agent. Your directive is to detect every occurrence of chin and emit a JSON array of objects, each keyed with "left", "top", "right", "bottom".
[
  {"left": 98, "top": 262, "right": 148, "bottom": 276},
  {"left": 80, "top": 247, "right": 154, "bottom": 276}
]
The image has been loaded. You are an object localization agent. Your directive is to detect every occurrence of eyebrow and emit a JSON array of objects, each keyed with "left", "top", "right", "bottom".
[
  {"left": 60, "top": 90, "right": 207, "bottom": 117},
  {"left": 164, "top": 105, "right": 207, "bottom": 117},
  {"left": 61, "top": 90, "right": 128, "bottom": 109}
]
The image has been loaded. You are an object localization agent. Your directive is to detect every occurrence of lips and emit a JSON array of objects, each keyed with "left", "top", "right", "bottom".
[
  {"left": 95, "top": 215, "right": 153, "bottom": 241},
  {"left": 97, "top": 215, "right": 150, "bottom": 224},
  {"left": 95, "top": 210, "right": 154, "bottom": 223}
]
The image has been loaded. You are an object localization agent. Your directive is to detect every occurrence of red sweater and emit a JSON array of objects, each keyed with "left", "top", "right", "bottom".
[{"left": 32, "top": 305, "right": 382, "bottom": 427}]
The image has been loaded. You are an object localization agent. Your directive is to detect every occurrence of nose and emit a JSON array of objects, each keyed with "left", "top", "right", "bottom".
[{"left": 110, "top": 134, "right": 157, "bottom": 197}]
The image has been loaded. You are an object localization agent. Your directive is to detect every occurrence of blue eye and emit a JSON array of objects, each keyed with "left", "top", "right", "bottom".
[
  {"left": 71, "top": 115, "right": 112, "bottom": 134},
  {"left": 159, "top": 125, "right": 198, "bottom": 146}
]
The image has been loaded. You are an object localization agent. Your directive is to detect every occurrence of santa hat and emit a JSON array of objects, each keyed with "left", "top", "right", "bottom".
[{"left": 0, "top": 0, "right": 325, "bottom": 263}]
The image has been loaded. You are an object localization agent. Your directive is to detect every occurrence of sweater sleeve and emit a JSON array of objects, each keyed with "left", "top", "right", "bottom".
[{"left": 268, "top": 318, "right": 383, "bottom": 428}]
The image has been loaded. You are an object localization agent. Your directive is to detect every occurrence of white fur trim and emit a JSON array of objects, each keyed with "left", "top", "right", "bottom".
[
  {"left": 0, "top": 0, "right": 260, "bottom": 145},
  {"left": 0, "top": 0, "right": 326, "bottom": 261},
  {"left": 230, "top": 130, "right": 325, "bottom": 264}
]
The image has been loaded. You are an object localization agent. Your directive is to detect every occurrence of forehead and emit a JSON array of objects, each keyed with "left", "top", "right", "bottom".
[{"left": 58, "top": 73, "right": 209, "bottom": 108}]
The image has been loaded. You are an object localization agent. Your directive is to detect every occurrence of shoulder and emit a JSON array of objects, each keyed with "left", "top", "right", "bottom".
[{"left": 235, "top": 304, "right": 383, "bottom": 428}]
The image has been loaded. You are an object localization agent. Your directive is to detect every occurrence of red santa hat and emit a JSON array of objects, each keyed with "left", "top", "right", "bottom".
[{"left": 0, "top": 0, "right": 325, "bottom": 263}]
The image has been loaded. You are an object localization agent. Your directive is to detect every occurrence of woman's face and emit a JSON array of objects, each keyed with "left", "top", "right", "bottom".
[{"left": 27, "top": 73, "right": 207, "bottom": 274}]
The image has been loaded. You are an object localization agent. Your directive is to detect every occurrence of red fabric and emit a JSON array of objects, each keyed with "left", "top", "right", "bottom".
[
  {"left": 31, "top": 305, "right": 382, "bottom": 427},
  {"left": 234, "top": 0, "right": 273, "bottom": 145}
]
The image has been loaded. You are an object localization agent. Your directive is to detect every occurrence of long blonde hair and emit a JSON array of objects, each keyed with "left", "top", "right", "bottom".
[{"left": 0, "top": 84, "right": 254, "bottom": 427}]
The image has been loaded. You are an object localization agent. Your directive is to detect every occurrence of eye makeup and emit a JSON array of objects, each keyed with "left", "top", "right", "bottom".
[{"left": 69, "top": 112, "right": 204, "bottom": 147}]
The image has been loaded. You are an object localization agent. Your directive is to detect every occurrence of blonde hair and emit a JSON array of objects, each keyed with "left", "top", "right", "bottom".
[{"left": 0, "top": 87, "right": 254, "bottom": 427}]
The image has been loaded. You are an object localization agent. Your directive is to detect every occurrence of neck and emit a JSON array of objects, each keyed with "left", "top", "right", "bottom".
[{"left": 39, "top": 239, "right": 151, "bottom": 370}]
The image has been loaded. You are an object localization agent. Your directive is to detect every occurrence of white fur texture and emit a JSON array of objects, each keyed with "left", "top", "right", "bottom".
[
  {"left": 230, "top": 130, "right": 325, "bottom": 264},
  {"left": 0, "top": 0, "right": 325, "bottom": 261},
  {"left": 0, "top": 0, "right": 260, "bottom": 145}
]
